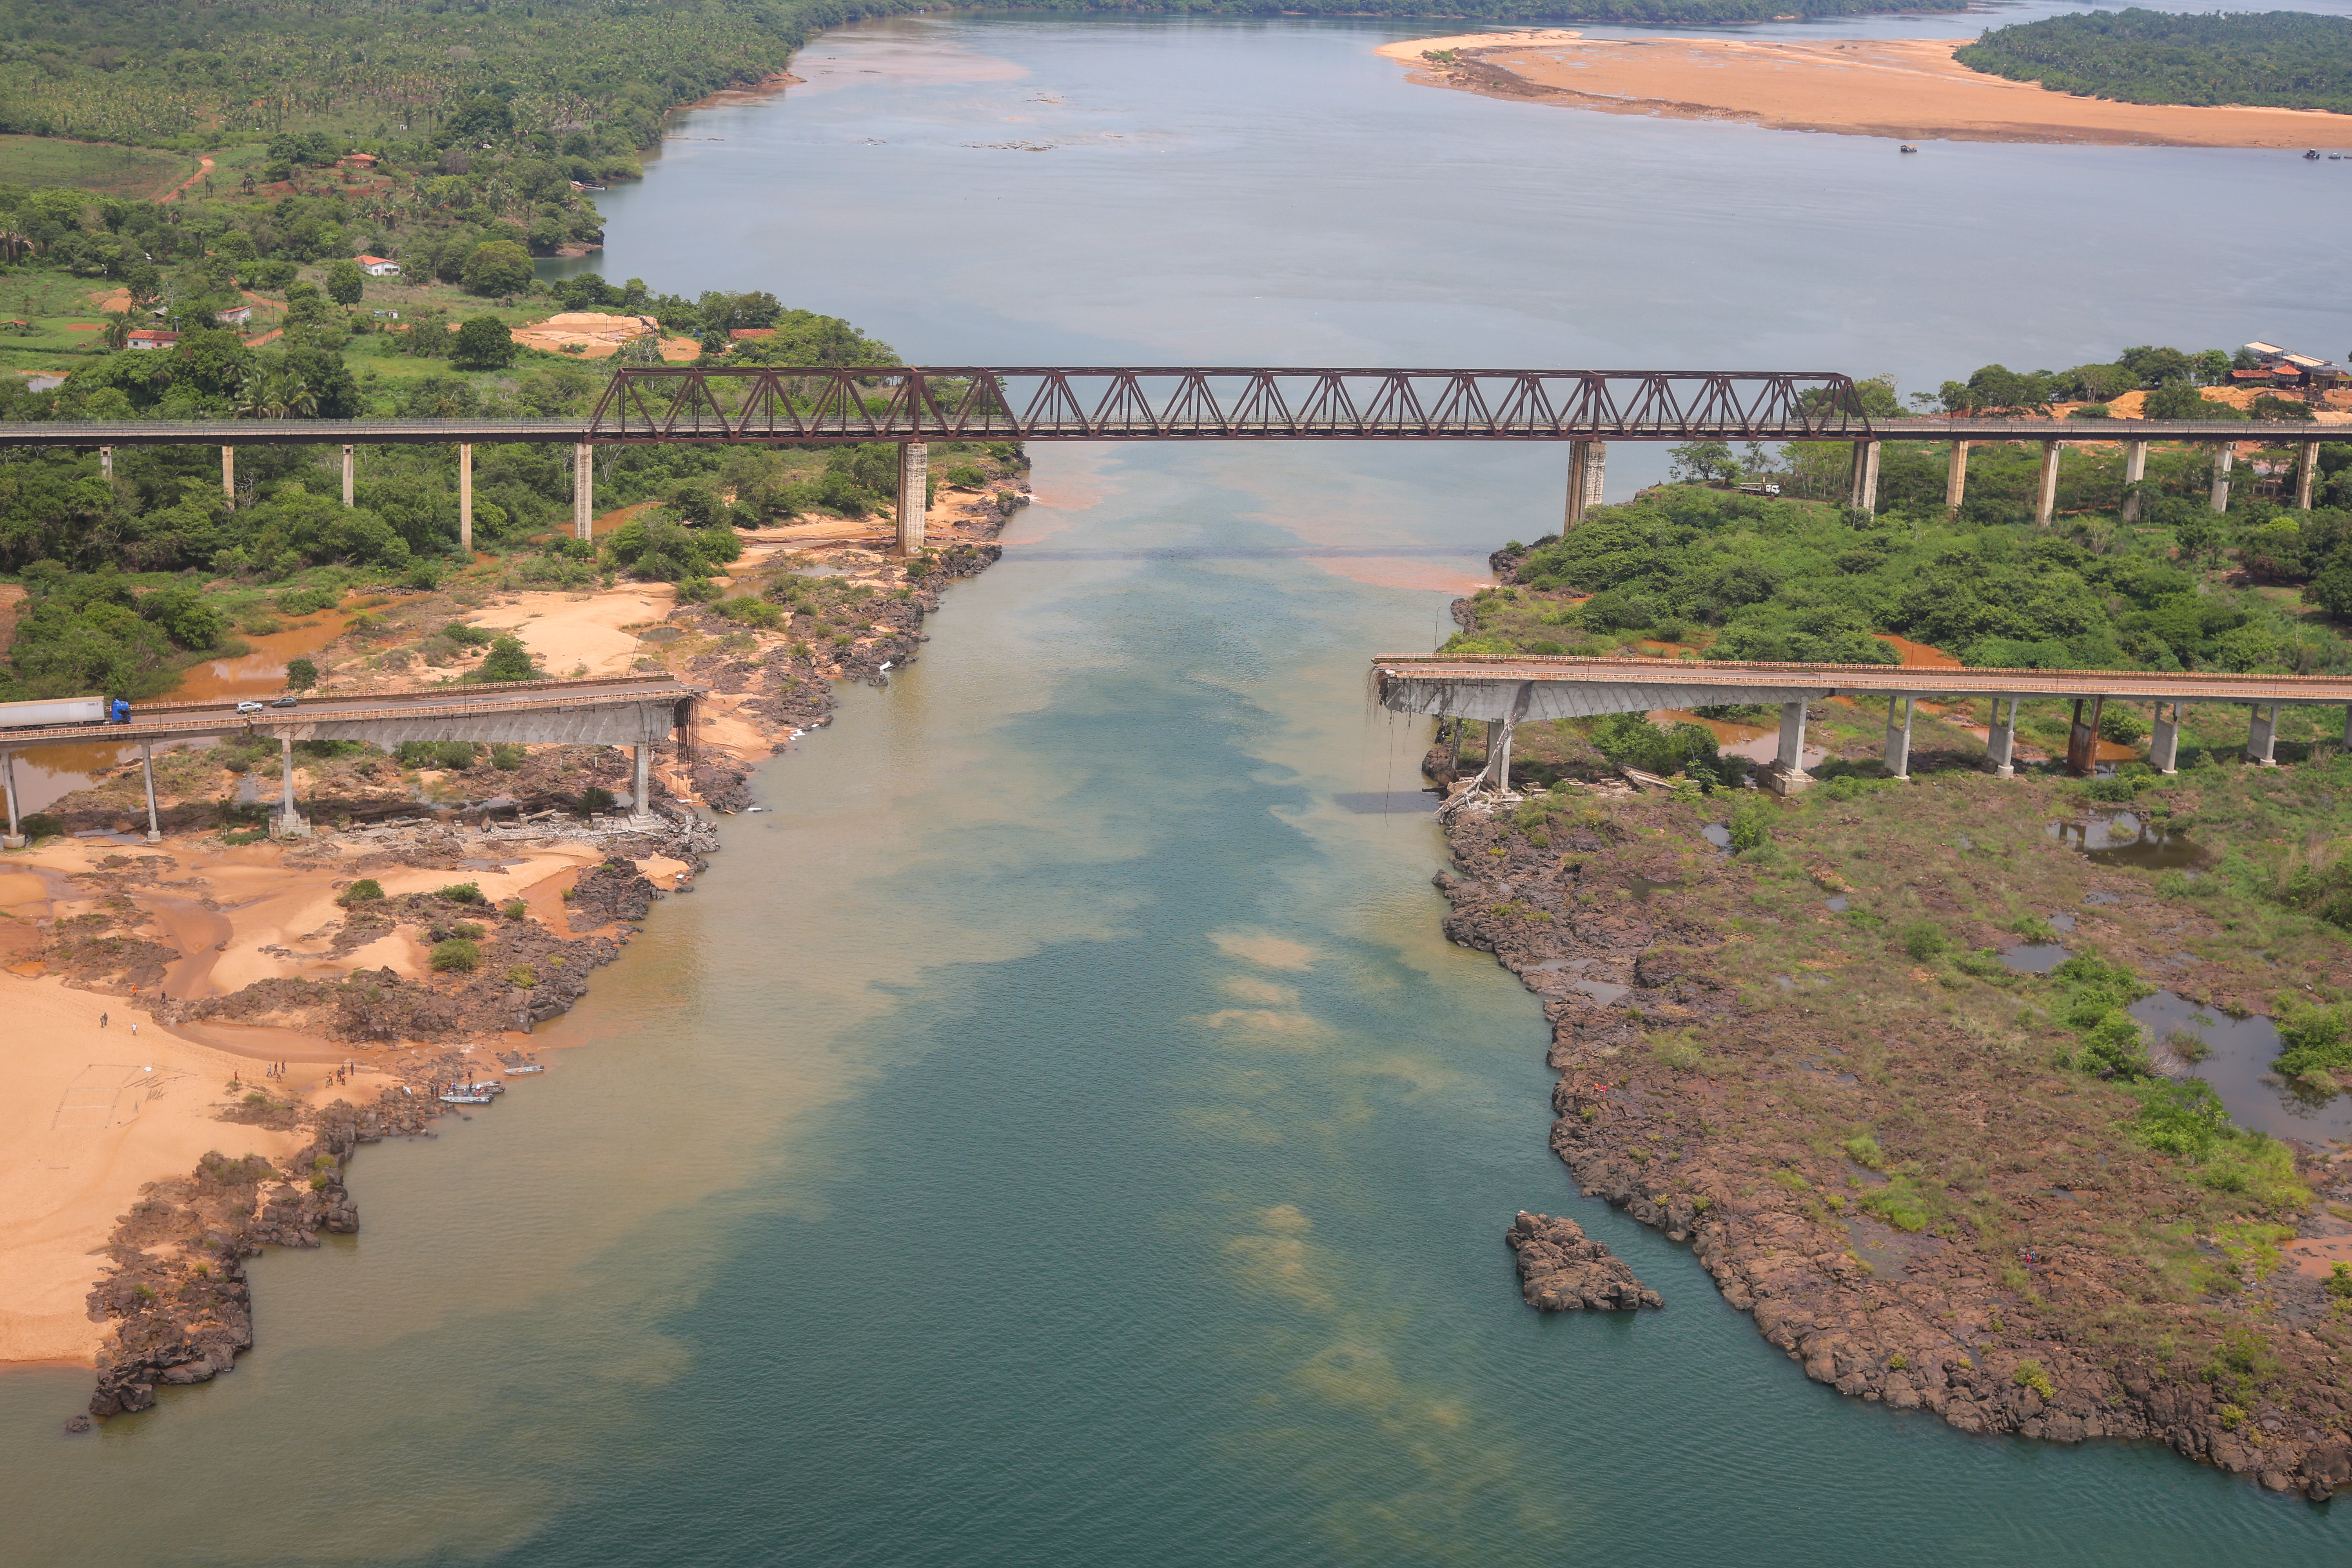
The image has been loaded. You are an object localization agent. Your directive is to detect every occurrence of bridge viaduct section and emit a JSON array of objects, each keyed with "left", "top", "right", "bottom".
[
  {"left": 22, "top": 369, "right": 2337, "bottom": 553},
  {"left": 1371, "top": 654, "right": 2352, "bottom": 798},
  {"left": 0, "top": 678, "right": 701, "bottom": 847}
]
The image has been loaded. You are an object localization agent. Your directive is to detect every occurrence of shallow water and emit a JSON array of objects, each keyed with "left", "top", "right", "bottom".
[
  {"left": 10, "top": 11, "right": 2352, "bottom": 1563},
  {"left": 2049, "top": 812, "right": 2209, "bottom": 870},
  {"left": 2134, "top": 990, "right": 2352, "bottom": 1145}
]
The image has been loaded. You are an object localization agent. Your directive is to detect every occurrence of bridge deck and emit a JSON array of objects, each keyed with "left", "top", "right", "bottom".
[
  {"left": 0, "top": 676, "right": 701, "bottom": 748},
  {"left": 1371, "top": 653, "right": 2352, "bottom": 724}
]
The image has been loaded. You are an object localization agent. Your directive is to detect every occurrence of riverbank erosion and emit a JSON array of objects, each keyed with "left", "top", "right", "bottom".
[
  {"left": 1378, "top": 33, "right": 2352, "bottom": 149},
  {"left": 1431, "top": 769, "right": 2352, "bottom": 1499}
]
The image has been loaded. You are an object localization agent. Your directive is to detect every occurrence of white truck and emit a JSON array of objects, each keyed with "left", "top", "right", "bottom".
[{"left": 0, "top": 696, "right": 130, "bottom": 730}]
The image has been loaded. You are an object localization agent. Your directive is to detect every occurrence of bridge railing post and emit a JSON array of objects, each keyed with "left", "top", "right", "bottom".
[{"left": 897, "top": 441, "right": 927, "bottom": 555}]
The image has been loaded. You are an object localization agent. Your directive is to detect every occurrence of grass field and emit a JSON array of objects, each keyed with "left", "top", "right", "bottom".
[{"left": 0, "top": 136, "right": 199, "bottom": 200}]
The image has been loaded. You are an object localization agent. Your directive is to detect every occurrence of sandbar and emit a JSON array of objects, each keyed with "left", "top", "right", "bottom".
[{"left": 1378, "top": 33, "right": 2352, "bottom": 148}]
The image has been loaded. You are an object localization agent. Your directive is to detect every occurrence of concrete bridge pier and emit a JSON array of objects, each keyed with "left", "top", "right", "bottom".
[
  {"left": 627, "top": 743, "right": 658, "bottom": 829},
  {"left": 459, "top": 443, "right": 474, "bottom": 554},
  {"left": 572, "top": 442, "right": 595, "bottom": 541},
  {"left": 341, "top": 445, "right": 355, "bottom": 507},
  {"left": 1944, "top": 441, "right": 1968, "bottom": 512},
  {"left": 1, "top": 750, "right": 22, "bottom": 849},
  {"left": 1564, "top": 440, "right": 1607, "bottom": 528},
  {"left": 221, "top": 447, "right": 234, "bottom": 510},
  {"left": 2149, "top": 701, "right": 2185, "bottom": 775},
  {"left": 1764, "top": 701, "right": 1812, "bottom": 796},
  {"left": 2034, "top": 441, "right": 2061, "bottom": 528},
  {"left": 2210, "top": 445, "right": 2234, "bottom": 513},
  {"left": 2299, "top": 444, "right": 2320, "bottom": 510},
  {"left": 1848, "top": 440, "right": 1881, "bottom": 513},
  {"left": 1485, "top": 717, "right": 1515, "bottom": 795},
  {"left": 2065, "top": 696, "right": 2105, "bottom": 776},
  {"left": 270, "top": 736, "right": 311, "bottom": 838},
  {"left": 2119, "top": 441, "right": 2148, "bottom": 522},
  {"left": 139, "top": 743, "right": 161, "bottom": 844},
  {"left": 2247, "top": 702, "right": 2278, "bottom": 767},
  {"left": 897, "top": 441, "right": 928, "bottom": 555},
  {"left": 100, "top": 445, "right": 112, "bottom": 480},
  {"left": 1882, "top": 695, "right": 1915, "bottom": 780},
  {"left": 1986, "top": 697, "right": 2020, "bottom": 779}
]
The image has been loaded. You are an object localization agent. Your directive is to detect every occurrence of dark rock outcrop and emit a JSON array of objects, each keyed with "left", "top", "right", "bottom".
[{"left": 1507, "top": 1211, "right": 1663, "bottom": 1311}]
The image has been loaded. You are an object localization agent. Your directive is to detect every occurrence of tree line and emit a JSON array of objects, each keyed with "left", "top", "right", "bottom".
[{"left": 1957, "top": 10, "right": 2352, "bottom": 114}]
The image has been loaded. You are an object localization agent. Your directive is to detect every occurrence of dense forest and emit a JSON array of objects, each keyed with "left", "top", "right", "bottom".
[
  {"left": 0, "top": 0, "right": 1966, "bottom": 153},
  {"left": 1956, "top": 10, "right": 2352, "bottom": 114}
]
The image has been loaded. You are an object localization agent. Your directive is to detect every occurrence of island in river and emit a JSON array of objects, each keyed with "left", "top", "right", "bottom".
[{"left": 1380, "top": 32, "right": 2352, "bottom": 148}]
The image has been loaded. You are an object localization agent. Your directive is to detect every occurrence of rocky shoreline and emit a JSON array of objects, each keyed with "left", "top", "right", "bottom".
[{"left": 1428, "top": 634, "right": 2352, "bottom": 1501}]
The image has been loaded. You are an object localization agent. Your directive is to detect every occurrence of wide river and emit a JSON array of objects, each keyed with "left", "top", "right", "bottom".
[{"left": 10, "top": 10, "right": 2352, "bottom": 1562}]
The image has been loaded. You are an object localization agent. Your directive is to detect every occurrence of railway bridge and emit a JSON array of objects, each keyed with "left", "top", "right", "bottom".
[
  {"left": 1370, "top": 653, "right": 2352, "bottom": 797},
  {"left": 11, "top": 368, "right": 2337, "bottom": 555},
  {"left": 0, "top": 676, "right": 701, "bottom": 847}
]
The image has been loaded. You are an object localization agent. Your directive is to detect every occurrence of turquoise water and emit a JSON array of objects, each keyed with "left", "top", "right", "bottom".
[{"left": 9, "top": 15, "right": 2352, "bottom": 1562}]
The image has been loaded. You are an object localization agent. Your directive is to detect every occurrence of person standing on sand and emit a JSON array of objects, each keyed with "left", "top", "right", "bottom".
[{"left": 100, "top": 1013, "right": 108, "bottom": 1028}]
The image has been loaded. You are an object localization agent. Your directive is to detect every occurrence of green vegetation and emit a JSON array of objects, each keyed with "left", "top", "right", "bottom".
[
  {"left": 428, "top": 936, "right": 478, "bottom": 973},
  {"left": 2050, "top": 955, "right": 2156, "bottom": 1079},
  {"left": 334, "top": 877, "right": 383, "bottom": 906},
  {"left": 0, "top": 134, "right": 194, "bottom": 198},
  {"left": 437, "top": 881, "right": 485, "bottom": 904},
  {"left": 1958, "top": 10, "right": 2352, "bottom": 114}
]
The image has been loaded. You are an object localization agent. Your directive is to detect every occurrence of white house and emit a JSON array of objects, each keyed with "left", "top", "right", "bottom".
[
  {"left": 125, "top": 329, "right": 180, "bottom": 351},
  {"left": 355, "top": 254, "right": 401, "bottom": 278}
]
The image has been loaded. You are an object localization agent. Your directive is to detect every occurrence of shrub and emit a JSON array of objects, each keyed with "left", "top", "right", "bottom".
[
  {"left": 1860, "top": 1174, "right": 1931, "bottom": 1232},
  {"left": 501, "top": 898, "right": 528, "bottom": 921},
  {"left": 336, "top": 878, "right": 384, "bottom": 905},
  {"left": 429, "top": 938, "right": 479, "bottom": 973},
  {"left": 2274, "top": 1003, "right": 2352, "bottom": 1091},
  {"left": 2052, "top": 955, "right": 2155, "bottom": 1079},
  {"left": 468, "top": 634, "right": 540, "bottom": 683},
  {"left": 1650, "top": 1029, "right": 1706, "bottom": 1073},
  {"left": 285, "top": 656, "right": 319, "bottom": 690},
  {"left": 2013, "top": 1361, "right": 2056, "bottom": 1401},
  {"left": 448, "top": 920, "right": 485, "bottom": 940},
  {"left": 579, "top": 786, "right": 617, "bottom": 815},
  {"left": 438, "top": 881, "right": 484, "bottom": 904},
  {"left": 1842, "top": 1133, "right": 1886, "bottom": 1170},
  {"left": 712, "top": 596, "right": 783, "bottom": 629},
  {"left": 943, "top": 462, "right": 985, "bottom": 487},
  {"left": 2098, "top": 705, "right": 2149, "bottom": 743},
  {"left": 1727, "top": 798, "right": 1775, "bottom": 852},
  {"left": 1899, "top": 922, "right": 1947, "bottom": 962},
  {"left": 2328, "top": 1262, "right": 2352, "bottom": 1301},
  {"left": 490, "top": 742, "right": 526, "bottom": 770},
  {"left": 507, "top": 964, "right": 539, "bottom": 988}
]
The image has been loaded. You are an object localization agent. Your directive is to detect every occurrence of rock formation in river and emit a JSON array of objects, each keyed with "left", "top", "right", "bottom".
[{"left": 1508, "top": 1211, "right": 1663, "bottom": 1310}]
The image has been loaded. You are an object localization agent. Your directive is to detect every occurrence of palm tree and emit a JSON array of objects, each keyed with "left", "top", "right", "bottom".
[
  {"left": 0, "top": 229, "right": 36, "bottom": 265},
  {"left": 98, "top": 311, "right": 136, "bottom": 351}
]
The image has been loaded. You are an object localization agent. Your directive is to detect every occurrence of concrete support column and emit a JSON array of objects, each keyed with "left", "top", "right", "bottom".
[
  {"left": 2247, "top": 703, "right": 2277, "bottom": 767},
  {"left": 221, "top": 446, "right": 235, "bottom": 510},
  {"left": 341, "top": 444, "right": 355, "bottom": 508},
  {"left": 1766, "top": 700, "right": 1812, "bottom": 795},
  {"left": 896, "top": 441, "right": 927, "bottom": 555},
  {"left": 572, "top": 442, "right": 594, "bottom": 541},
  {"left": 2119, "top": 440, "right": 2149, "bottom": 522},
  {"left": 2034, "top": 441, "right": 2061, "bottom": 527},
  {"left": 2299, "top": 443, "right": 2319, "bottom": 510},
  {"left": 139, "top": 743, "right": 161, "bottom": 844},
  {"left": 2149, "top": 701, "right": 2184, "bottom": 776},
  {"left": 2210, "top": 444, "right": 2234, "bottom": 513},
  {"left": 629, "top": 743, "right": 656, "bottom": 827},
  {"left": 2065, "top": 696, "right": 2105, "bottom": 777},
  {"left": 1882, "top": 695, "right": 1916, "bottom": 781},
  {"left": 2343, "top": 704, "right": 2352, "bottom": 753},
  {"left": 1, "top": 750, "right": 21, "bottom": 848},
  {"left": 1849, "top": 439, "right": 1882, "bottom": 514},
  {"left": 458, "top": 443, "right": 474, "bottom": 554},
  {"left": 1987, "top": 697, "right": 2019, "bottom": 779},
  {"left": 100, "top": 445, "right": 113, "bottom": 480},
  {"left": 1564, "top": 440, "right": 1607, "bottom": 529},
  {"left": 272, "top": 735, "right": 310, "bottom": 837},
  {"left": 1494, "top": 719, "right": 1514, "bottom": 796},
  {"left": 1944, "top": 441, "right": 1968, "bottom": 512}
]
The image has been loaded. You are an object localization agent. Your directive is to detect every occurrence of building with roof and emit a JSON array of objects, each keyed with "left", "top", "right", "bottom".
[
  {"left": 125, "top": 329, "right": 180, "bottom": 351},
  {"left": 2241, "top": 341, "right": 2348, "bottom": 389},
  {"left": 355, "top": 255, "right": 401, "bottom": 277}
]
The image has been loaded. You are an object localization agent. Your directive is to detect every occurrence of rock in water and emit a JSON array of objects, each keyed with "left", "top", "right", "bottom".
[{"left": 1507, "top": 1211, "right": 1663, "bottom": 1311}]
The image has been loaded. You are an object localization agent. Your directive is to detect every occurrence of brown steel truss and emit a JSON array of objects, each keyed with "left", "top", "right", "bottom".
[{"left": 585, "top": 368, "right": 1871, "bottom": 444}]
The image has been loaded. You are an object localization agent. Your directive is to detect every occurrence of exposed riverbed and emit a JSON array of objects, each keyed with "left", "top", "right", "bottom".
[{"left": 8, "top": 11, "right": 2352, "bottom": 1563}]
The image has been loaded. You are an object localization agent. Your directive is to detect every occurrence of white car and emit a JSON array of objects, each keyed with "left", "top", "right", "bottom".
[{"left": 235, "top": 700, "right": 265, "bottom": 716}]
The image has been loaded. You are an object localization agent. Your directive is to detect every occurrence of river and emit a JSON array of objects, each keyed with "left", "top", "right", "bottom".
[{"left": 7, "top": 11, "right": 2352, "bottom": 1563}]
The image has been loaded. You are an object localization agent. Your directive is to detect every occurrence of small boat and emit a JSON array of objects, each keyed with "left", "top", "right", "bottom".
[
  {"left": 504, "top": 1063, "right": 545, "bottom": 1075},
  {"left": 439, "top": 1093, "right": 493, "bottom": 1105},
  {"left": 459, "top": 1080, "right": 505, "bottom": 1094},
  {"left": 1898, "top": 143, "right": 1918, "bottom": 154},
  {"left": 2305, "top": 149, "right": 2321, "bottom": 160}
]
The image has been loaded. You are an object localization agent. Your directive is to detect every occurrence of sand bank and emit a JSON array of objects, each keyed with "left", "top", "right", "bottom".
[{"left": 1379, "top": 34, "right": 2352, "bottom": 148}]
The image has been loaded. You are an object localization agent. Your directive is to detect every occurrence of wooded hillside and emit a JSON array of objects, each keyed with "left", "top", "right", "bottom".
[{"left": 1957, "top": 10, "right": 2352, "bottom": 114}]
